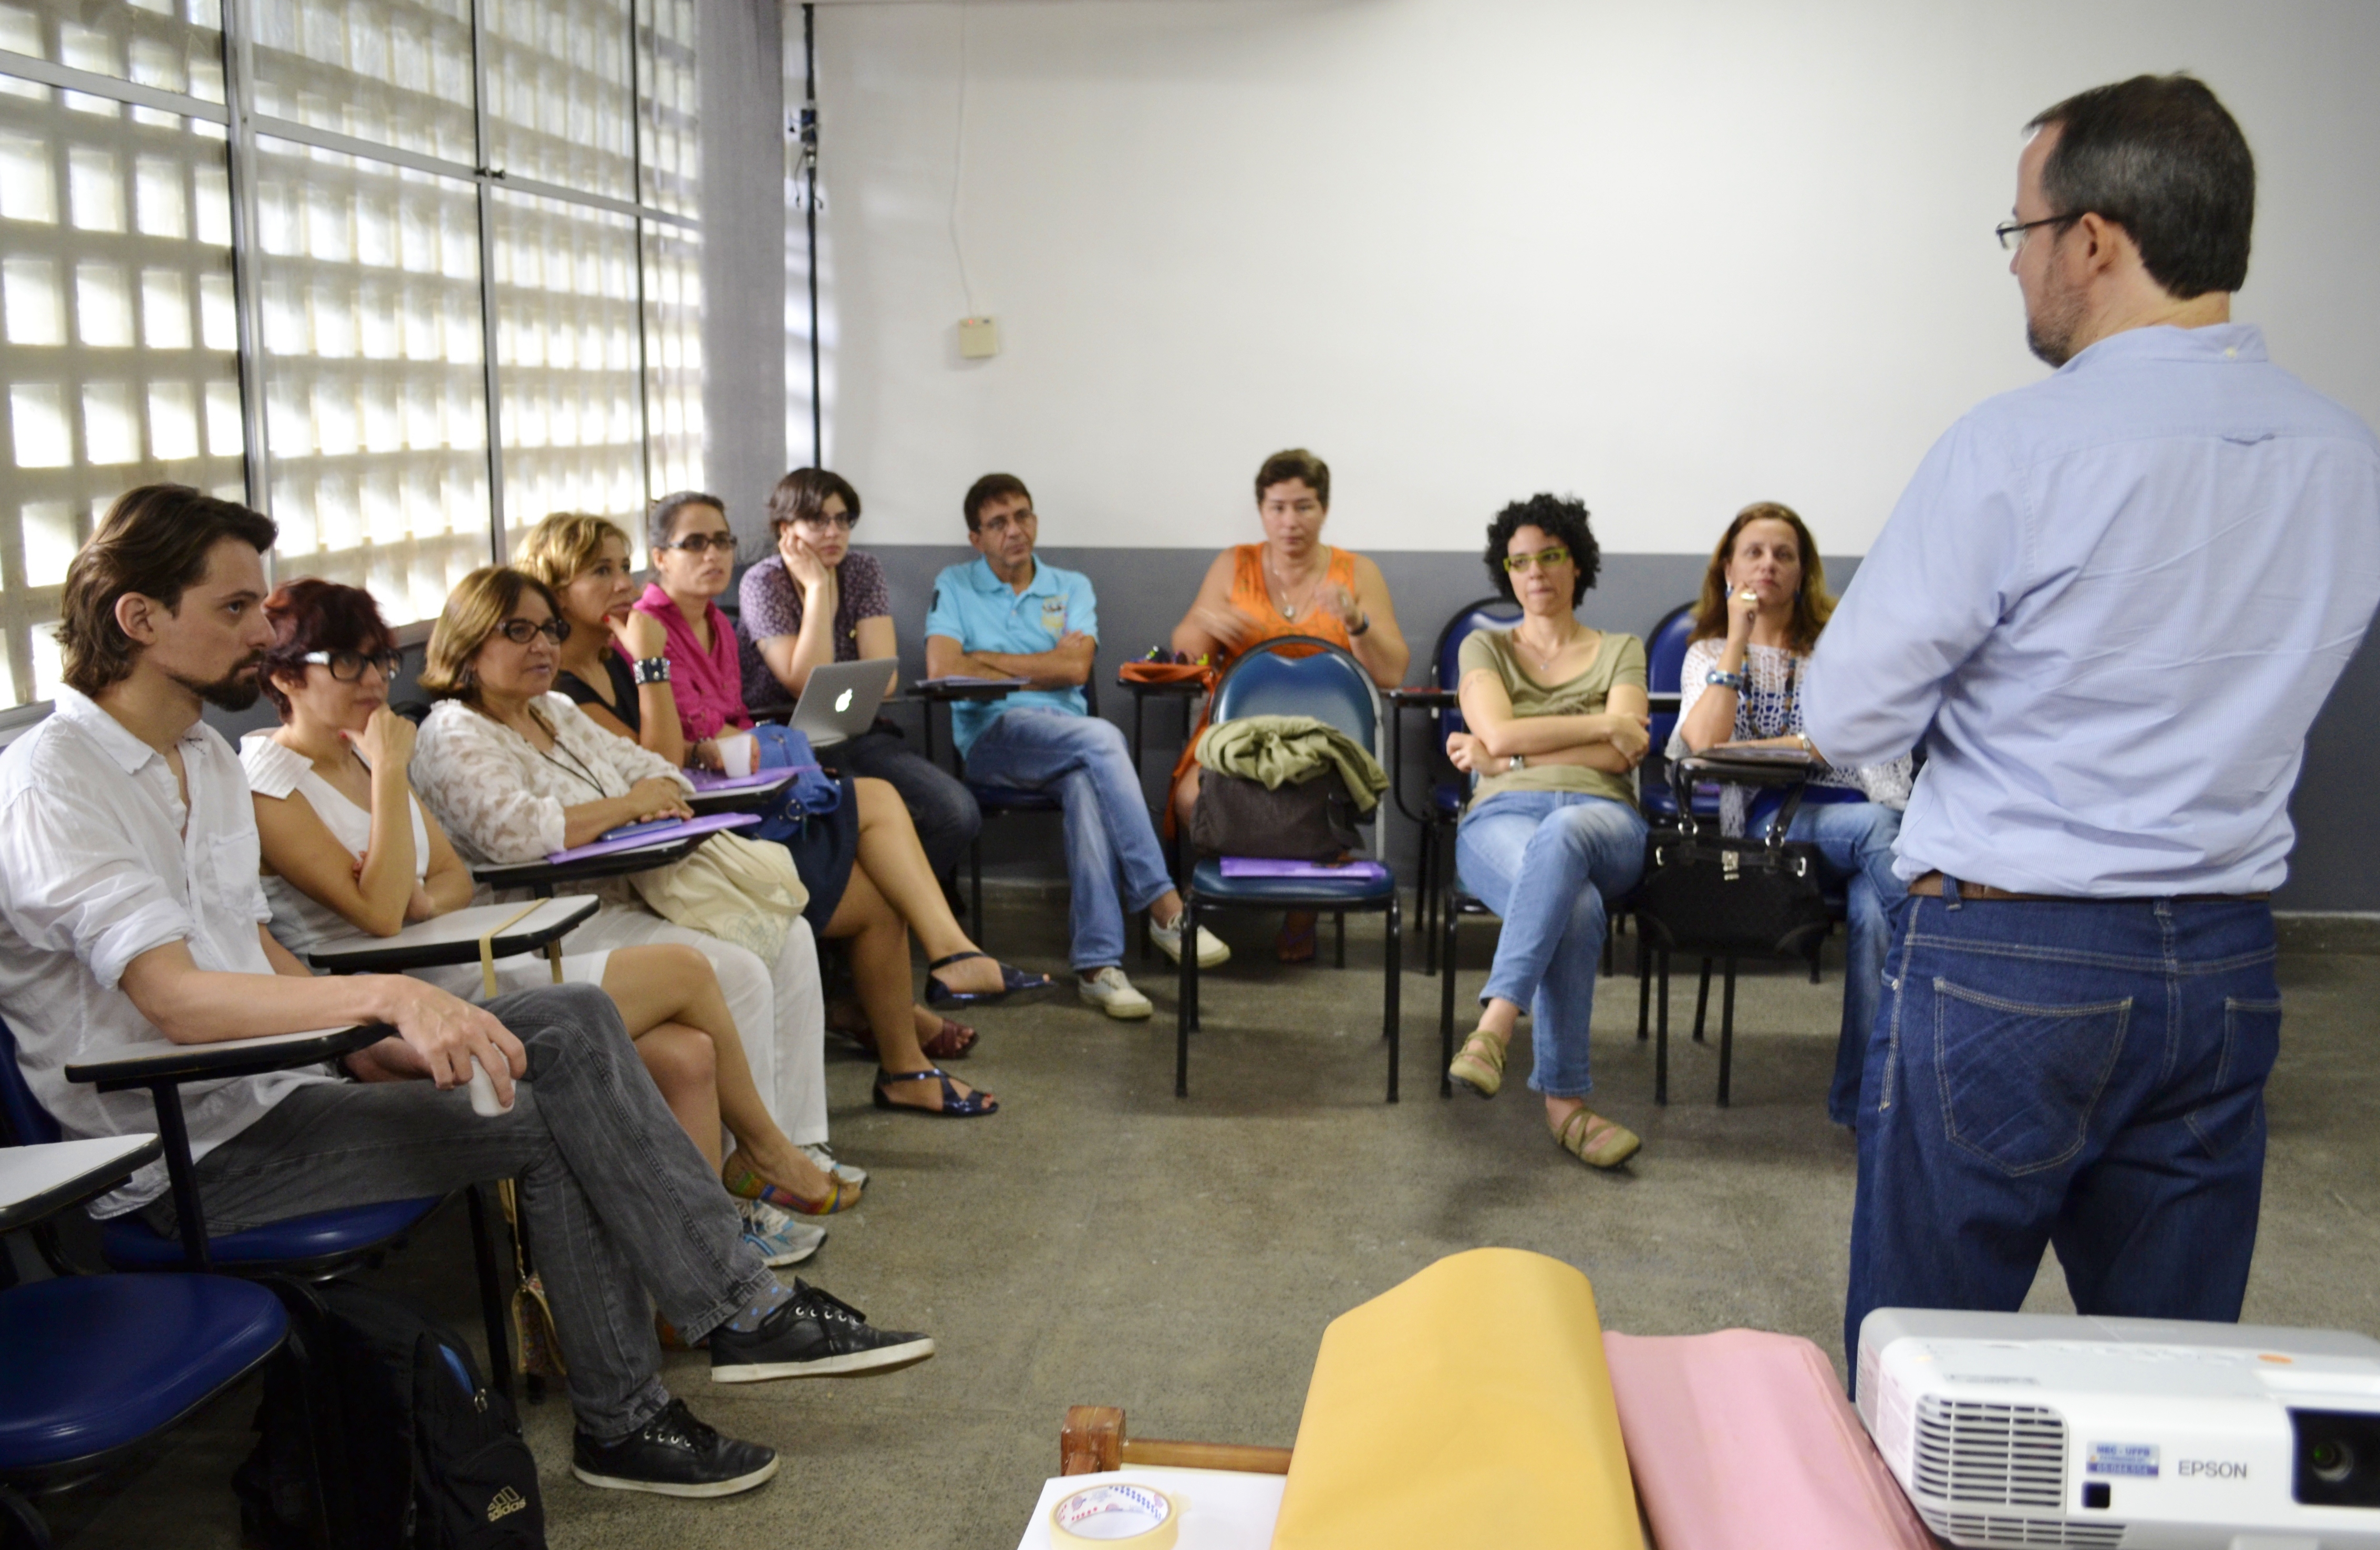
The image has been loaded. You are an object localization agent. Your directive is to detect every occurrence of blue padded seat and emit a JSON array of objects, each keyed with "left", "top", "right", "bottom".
[
  {"left": 1188, "top": 855, "right": 1396, "bottom": 907},
  {"left": 99, "top": 1194, "right": 440, "bottom": 1268},
  {"left": 0, "top": 1274, "right": 284, "bottom": 1471}
]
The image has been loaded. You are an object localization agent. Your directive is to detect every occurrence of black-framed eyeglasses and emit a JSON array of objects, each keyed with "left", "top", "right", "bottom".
[
  {"left": 1995, "top": 213, "right": 2081, "bottom": 252},
  {"left": 495, "top": 616, "right": 570, "bottom": 645},
  {"left": 663, "top": 532, "right": 738, "bottom": 554},
  {"left": 301, "top": 649, "right": 404, "bottom": 682}
]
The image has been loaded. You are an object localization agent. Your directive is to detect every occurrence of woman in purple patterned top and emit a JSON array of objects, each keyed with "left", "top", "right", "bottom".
[{"left": 741, "top": 469, "right": 980, "bottom": 887}]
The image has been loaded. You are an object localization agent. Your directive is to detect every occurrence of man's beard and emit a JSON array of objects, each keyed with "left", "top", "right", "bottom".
[
  {"left": 169, "top": 656, "right": 263, "bottom": 712},
  {"left": 2025, "top": 275, "right": 2087, "bottom": 367}
]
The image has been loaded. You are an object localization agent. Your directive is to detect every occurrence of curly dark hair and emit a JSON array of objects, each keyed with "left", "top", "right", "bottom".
[{"left": 1483, "top": 494, "right": 1600, "bottom": 607}]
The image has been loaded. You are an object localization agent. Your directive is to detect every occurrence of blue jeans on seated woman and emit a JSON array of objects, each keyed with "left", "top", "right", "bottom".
[
  {"left": 1454, "top": 791, "right": 1648, "bottom": 1099},
  {"left": 1844, "top": 894, "right": 2279, "bottom": 1382},
  {"left": 1750, "top": 795, "right": 1903, "bottom": 1125}
]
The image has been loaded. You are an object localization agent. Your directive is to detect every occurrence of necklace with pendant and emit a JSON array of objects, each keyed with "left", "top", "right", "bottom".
[
  {"left": 1519, "top": 621, "right": 1580, "bottom": 673},
  {"left": 1267, "top": 549, "right": 1328, "bottom": 620}
]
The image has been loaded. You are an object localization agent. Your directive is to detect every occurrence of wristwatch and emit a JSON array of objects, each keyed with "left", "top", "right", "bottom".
[
  {"left": 1507, "top": 753, "right": 1526, "bottom": 772},
  {"left": 1349, "top": 612, "right": 1372, "bottom": 637}
]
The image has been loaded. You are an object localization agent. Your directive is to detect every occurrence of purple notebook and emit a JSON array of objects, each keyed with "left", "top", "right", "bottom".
[
  {"left": 1218, "top": 856, "right": 1390, "bottom": 882},
  {"left": 545, "top": 811, "right": 760, "bottom": 865},
  {"left": 685, "top": 768, "right": 795, "bottom": 793}
]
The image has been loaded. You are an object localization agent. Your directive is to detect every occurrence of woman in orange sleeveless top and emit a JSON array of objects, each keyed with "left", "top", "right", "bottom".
[{"left": 1165, "top": 449, "right": 1411, "bottom": 957}]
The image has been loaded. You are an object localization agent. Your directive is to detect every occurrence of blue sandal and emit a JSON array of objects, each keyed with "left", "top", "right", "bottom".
[
  {"left": 923, "top": 951, "right": 1057, "bottom": 1009},
  {"left": 872, "top": 1067, "right": 998, "bottom": 1117}
]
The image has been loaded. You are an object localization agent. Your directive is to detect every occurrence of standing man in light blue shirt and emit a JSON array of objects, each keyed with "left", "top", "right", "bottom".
[
  {"left": 1805, "top": 75, "right": 2380, "bottom": 1368},
  {"left": 924, "top": 474, "right": 1228, "bottom": 1019}
]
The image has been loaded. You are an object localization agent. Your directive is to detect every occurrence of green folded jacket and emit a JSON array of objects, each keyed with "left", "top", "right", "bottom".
[{"left": 1194, "top": 715, "right": 1389, "bottom": 815}]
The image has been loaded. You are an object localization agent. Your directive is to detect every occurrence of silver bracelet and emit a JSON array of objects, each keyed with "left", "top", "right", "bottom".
[{"left": 632, "top": 656, "right": 672, "bottom": 685}]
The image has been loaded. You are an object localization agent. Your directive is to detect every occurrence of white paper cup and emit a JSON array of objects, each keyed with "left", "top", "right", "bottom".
[
  {"left": 468, "top": 1058, "right": 514, "bottom": 1118},
  {"left": 718, "top": 732, "right": 757, "bottom": 778}
]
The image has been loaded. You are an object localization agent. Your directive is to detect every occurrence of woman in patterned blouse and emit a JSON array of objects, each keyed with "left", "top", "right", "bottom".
[{"left": 1672, "top": 501, "right": 1912, "bottom": 1126}]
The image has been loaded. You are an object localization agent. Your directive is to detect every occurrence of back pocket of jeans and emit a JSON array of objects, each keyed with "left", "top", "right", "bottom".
[
  {"left": 2188, "top": 997, "right": 2282, "bottom": 1160},
  {"left": 1933, "top": 977, "right": 2131, "bottom": 1176}
]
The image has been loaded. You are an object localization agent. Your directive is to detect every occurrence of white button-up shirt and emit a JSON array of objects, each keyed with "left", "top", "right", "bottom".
[
  {"left": 1805, "top": 324, "right": 2380, "bottom": 895},
  {"left": 0, "top": 688, "right": 335, "bottom": 1214}
]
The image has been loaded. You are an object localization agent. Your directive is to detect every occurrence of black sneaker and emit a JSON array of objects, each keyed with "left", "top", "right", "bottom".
[
  {"left": 572, "top": 1398, "right": 779, "bottom": 1498},
  {"left": 709, "top": 1279, "right": 937, "bottom": 1383}
]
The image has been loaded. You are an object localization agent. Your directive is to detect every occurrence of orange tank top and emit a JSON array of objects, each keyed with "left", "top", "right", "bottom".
[{"left": 1225, "top": 543, "right": 1361, "bottom": 658}]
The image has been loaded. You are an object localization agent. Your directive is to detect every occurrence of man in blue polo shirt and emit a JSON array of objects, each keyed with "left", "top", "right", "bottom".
[{"left": 925, "top": 473, "right": 1227, "bottom": 1018}]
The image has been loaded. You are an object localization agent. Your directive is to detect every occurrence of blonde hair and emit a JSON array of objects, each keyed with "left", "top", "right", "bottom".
[
  {"left": 420, "top": 567, "right": 561, "bottom": 701},
  {"left": 514, "top": 511, "right": 633, "bottom": 592},
  {"left": 1689, "top": 501, "right": 1836, "bottom": 656}
]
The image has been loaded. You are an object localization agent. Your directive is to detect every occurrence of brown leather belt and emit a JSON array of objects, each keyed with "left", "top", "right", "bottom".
[{"left": 1908, "top": 871, "right": 2268, "bottom": 903}]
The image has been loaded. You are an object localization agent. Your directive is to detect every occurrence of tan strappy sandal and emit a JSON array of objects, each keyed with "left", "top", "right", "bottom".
[
  {"left": 1553, "top": 1107, "right": 1642, "bottom": 1169},
  {"left": 1447, "top": 1028, "right": 1508, "bottom": 1099}
]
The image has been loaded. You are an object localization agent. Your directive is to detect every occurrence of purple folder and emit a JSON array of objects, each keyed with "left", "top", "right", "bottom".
[
  {"left": 544, "top": 811, "right": 760, "bottom": 865},
  {"left": 1218, "top": 856, "right": 1390, "bottom": 882},
  {"left": 684, "top": 768, "right": 796, "bottom": 793}
]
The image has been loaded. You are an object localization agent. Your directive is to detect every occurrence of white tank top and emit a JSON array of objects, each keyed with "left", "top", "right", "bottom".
[{"left": 240, "top": 733, "right": 431, "bottom": 959}]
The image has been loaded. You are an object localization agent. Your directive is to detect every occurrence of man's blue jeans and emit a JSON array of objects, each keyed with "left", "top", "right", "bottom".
[
  {"left": 1753, "top": 797, "right": 1903, "bottom": 1124},
  {"left": 963, "top": 708, "right": 1174, "bottom": 972},
  {"left": 1844, "top": 891, "right": 2280, "bottom": 1376},
  {"left": 1454, "top": 791, "right": 1648, "bottom": 1098}
]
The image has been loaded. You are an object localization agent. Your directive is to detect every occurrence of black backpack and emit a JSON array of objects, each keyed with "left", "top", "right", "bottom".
[{"left": 236, "top": 1279, "right": 545, "bottom": 1550}]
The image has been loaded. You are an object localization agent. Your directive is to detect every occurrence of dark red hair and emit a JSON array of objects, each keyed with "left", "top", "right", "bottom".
[{"left": 260, "top": 578, "right": 399, "bottom": 717}]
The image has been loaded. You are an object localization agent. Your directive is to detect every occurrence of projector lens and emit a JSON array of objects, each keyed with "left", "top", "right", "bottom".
[{"left": 2293, "top": 1411, "right": 2380, "bottom": 1507}]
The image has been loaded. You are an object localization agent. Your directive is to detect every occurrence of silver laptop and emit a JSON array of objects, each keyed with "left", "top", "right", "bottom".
[{"left": 787, "top": 657, "right": 893, "bottom": 749}]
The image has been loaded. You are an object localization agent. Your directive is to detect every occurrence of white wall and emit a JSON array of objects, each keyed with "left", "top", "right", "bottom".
[{"left": 810, "top": 0, "right": 2380, "bottom": 554}]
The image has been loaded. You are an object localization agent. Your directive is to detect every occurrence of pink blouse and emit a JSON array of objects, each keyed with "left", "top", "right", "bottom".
[{"left": 627, "top": 582, "right": 751, "bottom": 742}]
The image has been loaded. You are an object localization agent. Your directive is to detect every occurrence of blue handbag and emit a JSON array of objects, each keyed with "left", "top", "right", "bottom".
[{"left": 747, "top": 724, "right": 842, "bottom": 817}]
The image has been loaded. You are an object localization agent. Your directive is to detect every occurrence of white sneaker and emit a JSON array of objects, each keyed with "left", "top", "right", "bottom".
[
  {"left": 1148, "top": 915, "right": 1230, "bottom": 967},
  {"left": 799, "top": 1143, "right": 867, "bottom": 1191},
  {"left": 739, "top": 1200, "right": 826, "bottom": 1267},
  {"left": 1078, "top": 966, "right": 1153, "bottom": 1020}
]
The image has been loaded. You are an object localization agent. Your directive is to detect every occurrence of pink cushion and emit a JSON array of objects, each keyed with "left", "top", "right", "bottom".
[{"left": 1602, "top": 1329, "right": 1934, "bottom": 1550}]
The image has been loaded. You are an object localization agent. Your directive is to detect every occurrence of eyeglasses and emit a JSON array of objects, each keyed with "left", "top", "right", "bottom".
[
  {"left": 301, "top": 649, "right": 404, "bottom": 682},
  {"left": 663, "top": 532, "right": 738, "bottom": 554},
  {"left": 1995, "top": 213, "right": 2081, "bottom": 251},
  {"left": 1502, "top": 546, "right": 1571, "bottom": 573},
  {"left": 494, "top": 616, "right": 570, "bottom": 646},
  {"left": 788, "top": 512, "right": 855, "bottom": 531}
]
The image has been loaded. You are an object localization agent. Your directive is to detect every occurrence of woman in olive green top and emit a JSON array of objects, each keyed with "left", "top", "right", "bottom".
[{"left": 1444, "top": 496, "right": 1652, "bottom": 1169}]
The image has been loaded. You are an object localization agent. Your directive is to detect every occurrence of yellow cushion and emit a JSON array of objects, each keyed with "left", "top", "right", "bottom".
[{"left": 1270, "top": 1247, "right": 1642, "bottom": 1549}]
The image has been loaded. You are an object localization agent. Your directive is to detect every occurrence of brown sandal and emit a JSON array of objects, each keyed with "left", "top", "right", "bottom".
[{"left": 922, "top": 1014, "right": 976, "bottom": 1061}]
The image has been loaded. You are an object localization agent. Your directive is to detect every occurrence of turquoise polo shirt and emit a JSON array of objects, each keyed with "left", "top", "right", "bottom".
[{"left": 923, "top": 555, "right": 1100, "bottom": 756}]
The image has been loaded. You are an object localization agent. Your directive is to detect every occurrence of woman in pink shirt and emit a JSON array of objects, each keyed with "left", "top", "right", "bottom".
[{"left": 639, "top": 491, "right": 1055, "bottom": 1113}]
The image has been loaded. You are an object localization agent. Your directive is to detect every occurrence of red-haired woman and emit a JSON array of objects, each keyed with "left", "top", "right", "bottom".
[
  {"left": 242, "top": 578, "right": 850, "bottom": 1259},
  {"left": 1671, "top": 502, "right": 1912, "bottom": 1127}
]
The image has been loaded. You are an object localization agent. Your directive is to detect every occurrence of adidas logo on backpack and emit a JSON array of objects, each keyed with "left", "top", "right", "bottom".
[{"left": 487, "top": 1485, "right": 530, "bottom": 1523}]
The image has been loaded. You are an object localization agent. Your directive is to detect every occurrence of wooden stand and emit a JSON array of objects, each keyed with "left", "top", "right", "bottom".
[{"left": 1060, "top": 1406, "right": 1293, "bottom": 1477}]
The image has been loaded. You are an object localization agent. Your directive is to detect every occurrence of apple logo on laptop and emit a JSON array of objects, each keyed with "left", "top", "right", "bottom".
[{"left": 835, "top": 688, "right": 854, "bottom": 713}]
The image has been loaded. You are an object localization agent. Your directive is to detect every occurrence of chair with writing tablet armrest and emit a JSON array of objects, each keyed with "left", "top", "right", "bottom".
[
  {"left": 0, "top": 1129, "right": 353, "bottom": 1549},
  {"left": 0, "top": 1015, "right": 519, "bottom": 1409}
]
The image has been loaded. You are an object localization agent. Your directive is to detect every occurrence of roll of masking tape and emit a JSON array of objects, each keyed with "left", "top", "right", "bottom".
[{"left": 1050, "top": 1482, "right": 1181, "bottom": 1548}]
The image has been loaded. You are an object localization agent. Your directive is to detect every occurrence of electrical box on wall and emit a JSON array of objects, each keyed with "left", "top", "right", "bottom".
[{"left": 959, "top": 316, "right": 1001, "bottom": 359}]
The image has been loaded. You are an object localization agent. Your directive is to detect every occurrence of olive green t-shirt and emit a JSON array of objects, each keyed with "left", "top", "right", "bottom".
[{"left": 1457, "top": 626, "right": 1648, "bottom": 809}]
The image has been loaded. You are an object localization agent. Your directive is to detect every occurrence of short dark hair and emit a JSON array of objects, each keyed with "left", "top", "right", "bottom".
[
  {"left": 1483, "top": 494, "right": 1601, "bottom": 607},
  {"left": 963, "top": 473, "right": 1031, "bottom": 531},
  {"left": 647, "top": 490, "right": 729, "bottom": 556},
  {"left": 259, "top": 578, "right": 400, "bottom": 716},
  {"left": 1255, "top": 448, "right": 1329, "bottom": 508},
  {"left": 56, "top": 484, "right": 278, "bottom": 696},
  {"left": 2027, "top": 74, "right": 2254, "bottom": 298},
  {"left": 767, "top": 468, "right": 863, "bottom": 532}
]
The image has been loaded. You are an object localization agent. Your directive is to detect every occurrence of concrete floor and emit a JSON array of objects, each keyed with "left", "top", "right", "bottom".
[{"left": 33, "top": 898, "right": 2380, "bottom": 1549}]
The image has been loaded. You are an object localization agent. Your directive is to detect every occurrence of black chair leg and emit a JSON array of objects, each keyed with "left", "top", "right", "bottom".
[
  {"left": 1809, "top": 935, "right": 1823, "bottom": 984},
  {"left": 969, "top": 834, "right": 984, "bottom": 953},
  {"left": 1416, "top": 830, "right": 1435, "bottom": 976},
  {"left": 1383, "top": 895, "right": 1401, "bottom": 1102},
  {"left": 1655, "top": 947, "right": 1671, "bottom": 1105},
  {"left": 1176, "top": 897, "right": 1196, "bottom": 1097},
  {"left": 465, "top": 1184, "right": 513, "bottom": 1406},
  {"left": 1693, "top": 957, "right": 1713, "bottom": 1043},
  {"left": 1636, "top": 928, "right": 1652, "bottom": 1040},
  {"left": 1718, "top": 953, "right": 1739, "bottom": 1107},
  {"left": 1440, "top": 905, "right": 1458, "bottom": 1097},
  {"left": 1602, "top": 916, "right": 1614, "bottom": 976},
  {"left": 1334, "top": 911, "right": 1346, "bottom": 968}
]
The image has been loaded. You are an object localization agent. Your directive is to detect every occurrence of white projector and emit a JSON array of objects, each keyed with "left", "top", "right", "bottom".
[{"left": 1857, "top": 1308, "right": 2380, "bottom": 1549}]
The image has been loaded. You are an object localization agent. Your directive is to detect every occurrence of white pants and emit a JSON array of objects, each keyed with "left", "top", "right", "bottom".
[{"left": 517, "top": 904, "right": 829, "bottom": 1148}]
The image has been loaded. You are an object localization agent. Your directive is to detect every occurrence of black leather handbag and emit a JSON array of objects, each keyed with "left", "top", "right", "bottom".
[
  {"left": 1188, "top": 767, "right": 1363, "bottom": 861},
  {"left": 1633, "top": 765, "right": 1831, "bottom": 959}
]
